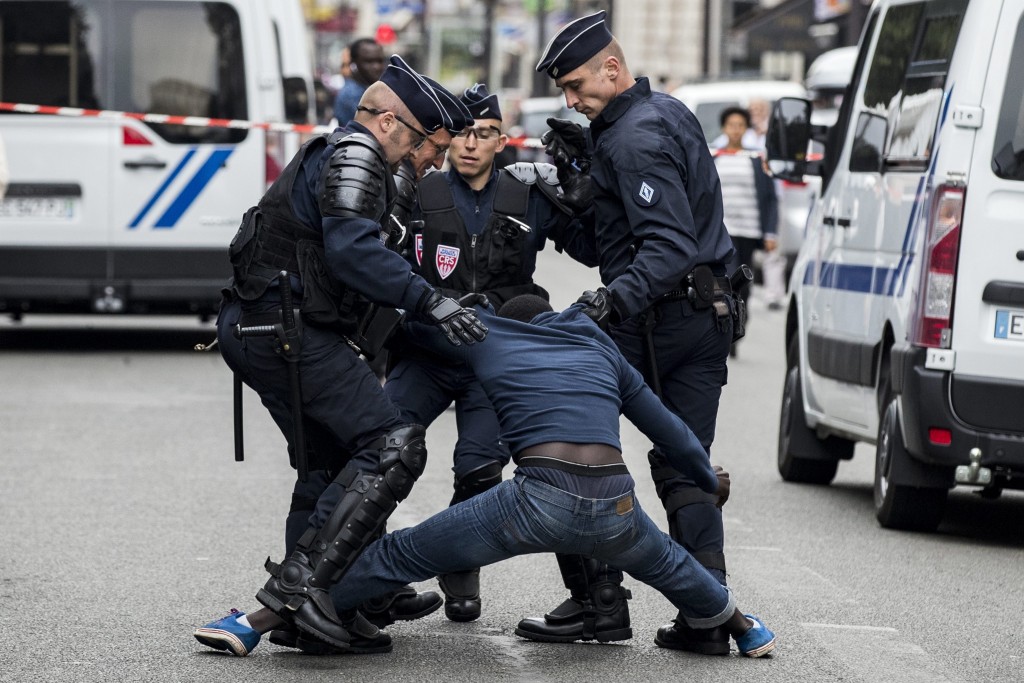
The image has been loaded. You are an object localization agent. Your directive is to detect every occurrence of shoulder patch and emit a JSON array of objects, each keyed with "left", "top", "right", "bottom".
[{"left": 634, "top": 179, "right": 659, "bottom": 207}]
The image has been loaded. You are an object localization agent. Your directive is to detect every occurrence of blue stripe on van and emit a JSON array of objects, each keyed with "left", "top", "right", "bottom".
[
  {"left": 154, "top": 148, "right": 234, "bottom": 228},
  {"left": 128, "top": 149, "right": 196, "bottom": 228}
]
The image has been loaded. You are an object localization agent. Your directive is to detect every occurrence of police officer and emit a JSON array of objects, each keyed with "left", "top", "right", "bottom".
[
  {"left": 207, "top": 55, "right": 487, "bottom": 654},
  {"left": 383, "top": 83, "right": 599, "bottom": 623},
  {"left": 516, "top": 12, "right": 740, "bottom": 655}
]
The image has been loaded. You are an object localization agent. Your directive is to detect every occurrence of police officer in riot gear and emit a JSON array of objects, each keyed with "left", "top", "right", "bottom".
[
  {"left": 381, "top": 83, "right": 599, "bottom": 623},
  {"left": 200, "top": 56, "right": 486, "bottom": 654},
  {"left": 518, "top": 12, "right": 742, "bottom": 655}
]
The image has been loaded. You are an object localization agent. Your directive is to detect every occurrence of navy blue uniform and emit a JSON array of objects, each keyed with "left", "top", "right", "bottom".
[
  {"left": 217, "top": 123, "right": 434, "bottom": 550},
  {"left": 386, "top": 166, "right": 598, "bottom": 483},
  {"left": 587, "top": 77, "right": 735, "bottom": 580}
]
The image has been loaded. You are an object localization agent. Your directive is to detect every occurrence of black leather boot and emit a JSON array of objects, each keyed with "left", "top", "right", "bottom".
[
  {"left": 515, "top": 557, "right": 632, "bottom": 643},
  {"left": 256, "top": 553, "right": 352, "bottom": 649},
  {"left": 361, "top": 584, "right": 443, "bottom": 628},
  {"left": 654, "top": 615, "right": 730, "bottom": 655},
  {"left": 438, "top": 568, "right": 481, "bottom": 622},
  {"left": 270, "top": 611, "right": 393, "bottom": 655}
]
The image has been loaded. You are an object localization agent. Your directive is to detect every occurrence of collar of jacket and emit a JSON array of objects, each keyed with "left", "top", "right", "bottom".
[{"left": 591, "top": 76, "right": 650, "bottom": 142}]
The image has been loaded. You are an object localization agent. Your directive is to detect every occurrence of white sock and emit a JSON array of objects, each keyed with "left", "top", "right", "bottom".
[{"left": 236, "top": 614, "right": 252, "bottom": 629}]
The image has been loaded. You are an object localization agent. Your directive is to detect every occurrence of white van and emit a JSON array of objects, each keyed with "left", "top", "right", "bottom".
[
  {"left": 0, "top": 0, "right": 314, "bottom": 318},
  {"left": 770, "top": 0, "right": 1024, "bottom": 531}
]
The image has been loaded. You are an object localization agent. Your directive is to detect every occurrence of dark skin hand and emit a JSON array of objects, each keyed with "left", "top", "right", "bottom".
[{"left": 714, "top": 465, "right": 730, "bottom": 508}]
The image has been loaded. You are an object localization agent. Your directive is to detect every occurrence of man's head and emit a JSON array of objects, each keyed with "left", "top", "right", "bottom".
[
  {"left": 535, "top": 11, "right": 633, "bottom": 121},
  {"left": 497, "top": 295, "right": 553, "bottom": 323},
  {"left": 450, "top": 84, "right": 507, "bottom": 185},
  {"left": 339, "top": 47, "right": 352, "bottom": 79},
  {"left": 404, "top": 76, "right": 473, "bottom": 179},
  {"left": 349, "top": 38, "right": 385, "bottom": 86},
  {"left": 356, "top": 56, "right": 468, "bottom": 169}
]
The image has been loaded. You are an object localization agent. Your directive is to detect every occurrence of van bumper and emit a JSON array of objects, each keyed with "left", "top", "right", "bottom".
[{"left": 893, "top": 344, "right": 1024, "bottom": 479}]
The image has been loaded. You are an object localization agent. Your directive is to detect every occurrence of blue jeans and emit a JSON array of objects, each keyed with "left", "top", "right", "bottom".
[{"left": 330, "top": 474, "right": 735, "bottom": 628}]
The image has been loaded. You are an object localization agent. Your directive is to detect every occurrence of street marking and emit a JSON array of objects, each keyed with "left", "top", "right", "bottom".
[{"left": 801, "top": 622, "right": 954, "bottom": 682}]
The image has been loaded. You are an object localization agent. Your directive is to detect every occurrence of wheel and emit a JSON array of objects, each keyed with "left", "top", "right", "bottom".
[
  {"left": 874, "top": 396, "right": 947, "bottom": 531},
  {"left": 777, "top": 343, "right": 842, "bottom": 484}
]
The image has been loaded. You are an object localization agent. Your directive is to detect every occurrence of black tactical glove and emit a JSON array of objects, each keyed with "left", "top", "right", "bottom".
[
  {"left": 418, "top": 290, "right": 488, "bottom": 346},
  {"left": 542, "top": 119, "right": 593, "bottom": 214},
  {"left": 457, "top": 292, "right": 490, "bottom": 310},
  {"left": 713, "top": 465, "right": 731, "bottom": 509},
  {"left": 576, "top": 287, "right": 614, "bottom": 331},
  {"left": 541, "top": 118, "right": 590, "bottom": 173}
]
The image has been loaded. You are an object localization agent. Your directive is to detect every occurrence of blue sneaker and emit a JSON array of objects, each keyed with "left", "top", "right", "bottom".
[
  {"left": 194, "top": 609, "right": 261, "bottom": 657},
  {"left": 735, "top": 614, "right": 775, "bottom": 657}
]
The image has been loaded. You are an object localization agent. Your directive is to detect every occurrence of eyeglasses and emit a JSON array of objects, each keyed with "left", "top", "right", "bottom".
[
  {"left": 454, "top": 126, "right": 502, "bottom": 141},
  {"left": 357, "top": 106, "right": 449, "bottom": 159}
]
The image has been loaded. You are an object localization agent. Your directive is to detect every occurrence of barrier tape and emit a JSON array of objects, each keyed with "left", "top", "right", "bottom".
[{"left": 0, "top": 100, "right": 547, "bottom": 149}]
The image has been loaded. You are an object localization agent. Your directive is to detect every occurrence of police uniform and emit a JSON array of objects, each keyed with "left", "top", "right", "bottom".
[
  {"left": 214, "top": 55, "right": 482, "bottom": 652},
  {"left": 520, "top": 12, "right": 740, "bottom": 654},
  {"left": 382, "top": 83, "right": 599, "bottom": 622}
]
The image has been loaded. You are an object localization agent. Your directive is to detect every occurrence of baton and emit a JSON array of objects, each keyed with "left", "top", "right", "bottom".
[{"left": 277, "top": 273, "right": 308, "bottom": 483}]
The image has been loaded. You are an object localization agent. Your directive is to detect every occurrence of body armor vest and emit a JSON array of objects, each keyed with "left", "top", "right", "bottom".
[{"left": 416, "top": 170, "right": 548, "bottom": 309}]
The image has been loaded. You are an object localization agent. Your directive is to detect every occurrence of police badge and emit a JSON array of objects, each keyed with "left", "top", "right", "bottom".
[{"left": 436, "top": 244, "right": 460, "bottom": 280}]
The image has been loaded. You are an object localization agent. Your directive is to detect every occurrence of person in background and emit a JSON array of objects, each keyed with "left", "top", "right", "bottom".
[{"left": 333, "top": 38, "right": 386, "bottom": 126}]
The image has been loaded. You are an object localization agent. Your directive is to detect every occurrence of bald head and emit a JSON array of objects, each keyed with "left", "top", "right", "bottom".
[{"left": 356, "top": 82, "right": 416, "bottom": 125}]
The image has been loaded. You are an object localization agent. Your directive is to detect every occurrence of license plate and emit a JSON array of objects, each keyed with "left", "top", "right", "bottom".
[
  {"left": 0, "top": 196, "right": 78, "bottom": 219},
  {"left": 994, "top": 309, "right": 1024, "bottom": 340}
]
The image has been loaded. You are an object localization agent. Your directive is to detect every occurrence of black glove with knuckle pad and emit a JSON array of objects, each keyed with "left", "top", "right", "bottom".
[
  {"left": 418, "top": 289, "right": 488, "bottom": 346},
  {"left": 576, "top": 287, "right": 615, "bottom": 331},
  {"left": 542, "top": 117, "right": 594, "bottom": 214}
]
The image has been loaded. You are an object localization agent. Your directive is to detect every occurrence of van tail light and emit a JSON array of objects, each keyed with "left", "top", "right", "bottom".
[
  {"left": 122, "top": 126, "right": 151, "bottom": 145},
  {"left": 265, "top": 131, "right": 286, "bottom": 189},
  {"left": 910, "top": 183, "right": 965, "bottom": 348}
]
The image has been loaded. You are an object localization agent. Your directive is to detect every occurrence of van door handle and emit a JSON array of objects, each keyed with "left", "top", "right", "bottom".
[
  {"left": 836, "top": 217, "right": 851, "bottom": 227},
  {"left": 823, "top": 215, "right": 836, "bottom": 226},
  {"left": 123, "top": 158, "right": 167, "bottom": 170}
]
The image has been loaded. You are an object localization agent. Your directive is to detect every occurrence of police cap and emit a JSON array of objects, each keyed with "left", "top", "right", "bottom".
[
  {"left": 460, "top": 83, "right": 502, "bottom": 121},
  {"left": 380, "top": 55, "right": 458, "bottom": 134},
  {"left": 535, "top": 10, "right": 613, "bottom": 79},
  {"left": 423, "top": 75, "right": 474, "bottom": 134}
]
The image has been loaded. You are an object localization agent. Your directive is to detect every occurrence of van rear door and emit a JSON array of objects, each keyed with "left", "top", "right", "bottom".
[{"left": 952, "top": 0, "right": 1024, "bottom": 431}]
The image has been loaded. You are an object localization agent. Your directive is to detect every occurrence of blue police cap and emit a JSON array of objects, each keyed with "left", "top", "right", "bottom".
[
  {"left": 380, "top": 55, "right": 456, "bottom": 134},
  {"left": 460, "top": 83, "right": 502, "bottom": 121},
  {"left": 535, "top": 10, "right": 613, "bottom": 79},
  {"left": 422, "top": 76, "right": 474, "bottom": 134}
]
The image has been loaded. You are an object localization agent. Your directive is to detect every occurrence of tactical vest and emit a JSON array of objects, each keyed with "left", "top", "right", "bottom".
[
  {"left": 416, "top": 170, "right": 549, "bottom": 309},
  {"left": 226, "top": 130, "right": 393, "bottom": 333}
]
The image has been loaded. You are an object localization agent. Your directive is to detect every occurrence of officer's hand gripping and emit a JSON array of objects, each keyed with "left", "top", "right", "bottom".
[
  {"left": 713, "top": 465, "right": 731, "bottom": 509},
  {"left": 457, "top": 292, "right": 490, "bottom": 310},
  {"left": 576, "top": 287, "right": 614, "bottom": 331},
  {"left": 419, "top": 290, "right": 489, "bottom": 346},
  {"left": 542, "top": 118, "right": 593, "bottom": 214}
]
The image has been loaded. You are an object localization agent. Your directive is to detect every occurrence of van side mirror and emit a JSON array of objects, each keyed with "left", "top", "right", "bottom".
[
  {"left": 849, "top": 111, "right": 887, "bottom": 173},
  {"left": 766, "top": 97, "right": 814, "bottom": 182},
  {"left": 283, "top": 77, "right": 311, "bottom": 124}
]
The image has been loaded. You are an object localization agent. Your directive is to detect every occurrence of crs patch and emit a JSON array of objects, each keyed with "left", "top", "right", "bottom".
[
  {"left": 634, "top": 180, "right": 659, "bottom": 207},
  {"left": 415, "top": 234, "right": 423, "bottom": 266},
  {"left": 435, "top": 244, "right": 460, "bottom": 280}
]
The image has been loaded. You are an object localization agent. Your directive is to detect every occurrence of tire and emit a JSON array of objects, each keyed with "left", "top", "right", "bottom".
[
  {"left": 777, "top": 343, "right": 842, "bottom": 485},
  {"left": 873, "top": 396, "right": 947, "bottom": 531}
]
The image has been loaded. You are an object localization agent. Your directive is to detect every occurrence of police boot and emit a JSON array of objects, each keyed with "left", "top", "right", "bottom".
[
  {"left": 260, "top": 425, "right": 428, "bottom": 649},
  {"left": 438, "top": 463, "right": 502, "bottom": 622},
  {"left": 361, "top": 584, "right": 443, "bottom": 628},
  {"left": 514, "top": 555, "right": 632, "bottom": 643},
  {"left": 269, "top": 610, "right": 393, "bottom": 655}
]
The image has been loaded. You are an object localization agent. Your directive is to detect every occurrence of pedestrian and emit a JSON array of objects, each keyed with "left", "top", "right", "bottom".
[
  {"left": 193, "top": 295, "right": 776, "bottom": 659},
  {"left": 333, "top": 38, "right": 386, "bottom": 126},
  {"left": 197, "top": 54, "right": 486, "bottom": 655},
  {"left": 521, "top": 10, "right": 744, "bottom": 655},
  {"left": 712, "top": 105, "right": 779, "bottom": 336},
  {"left": 383, "top": 82, "right": 599, "bottom": 623}
]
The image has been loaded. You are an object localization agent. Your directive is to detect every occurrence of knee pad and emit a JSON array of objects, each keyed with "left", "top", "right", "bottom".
[
  {"left": 450, "top": 462, "right": 502, "bottom": 505},
  {"left": 379, "top": 424, "right": 427, "bottom": 503}
]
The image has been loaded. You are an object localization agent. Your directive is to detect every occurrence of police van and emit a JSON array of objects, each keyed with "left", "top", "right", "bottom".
[
  {"left": 0, "top": 0, "right": 314, "bottom": 318},
  {"left": 769, "top": 0, "right": 1024, "bottom": 531}
]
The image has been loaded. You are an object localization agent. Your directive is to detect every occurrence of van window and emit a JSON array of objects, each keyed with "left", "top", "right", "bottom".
[
  {"left": 858, "top": 0, "right": 966, "bottom": 168},
  {"left": 0, "top": 0, "right": 247, "bottom": 144},
  {"left": 992, "top": 14, "right": 1024, "bottom": 181}
]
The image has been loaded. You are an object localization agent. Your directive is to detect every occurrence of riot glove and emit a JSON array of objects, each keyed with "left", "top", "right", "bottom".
[
  {"left": 542, "top": 118, "right": 593, "bottom": 214},
  {"left": 418, "top": 289, "right": 489, "bottom": 346},
  {"left": 456, "top": 292, "right": 490, "bottom": 310},
  {"left": 576, "top": 287, "right": 615, "bottom": 331}
]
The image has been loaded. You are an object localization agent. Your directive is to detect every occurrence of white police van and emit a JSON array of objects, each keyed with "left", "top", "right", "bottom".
[
  {"left": 0, "top": 0, "right": 314, "bottom": 318},
  {"left": 769, "top": 0, "right": 1024, "bottom": 531}
]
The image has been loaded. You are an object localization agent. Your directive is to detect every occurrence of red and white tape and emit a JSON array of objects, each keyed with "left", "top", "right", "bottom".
[{"left": 0, "top": 100, "right": 546, "bottom": 149}]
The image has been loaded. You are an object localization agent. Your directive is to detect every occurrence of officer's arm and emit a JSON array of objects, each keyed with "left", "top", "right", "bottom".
[
  {"left": 544, "top": 208, "right": 600, "bottom": 267},
  {"left": 619, "top": 361, "right": 718, "bottom": 494},
  {"left": 605, "top": 144, "right": 703, "bottom": 318}
]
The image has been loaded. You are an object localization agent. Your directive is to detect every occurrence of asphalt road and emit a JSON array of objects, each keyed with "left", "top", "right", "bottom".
[{"left": 2, "top": 250, "right": 1022, "bottom": 682}]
